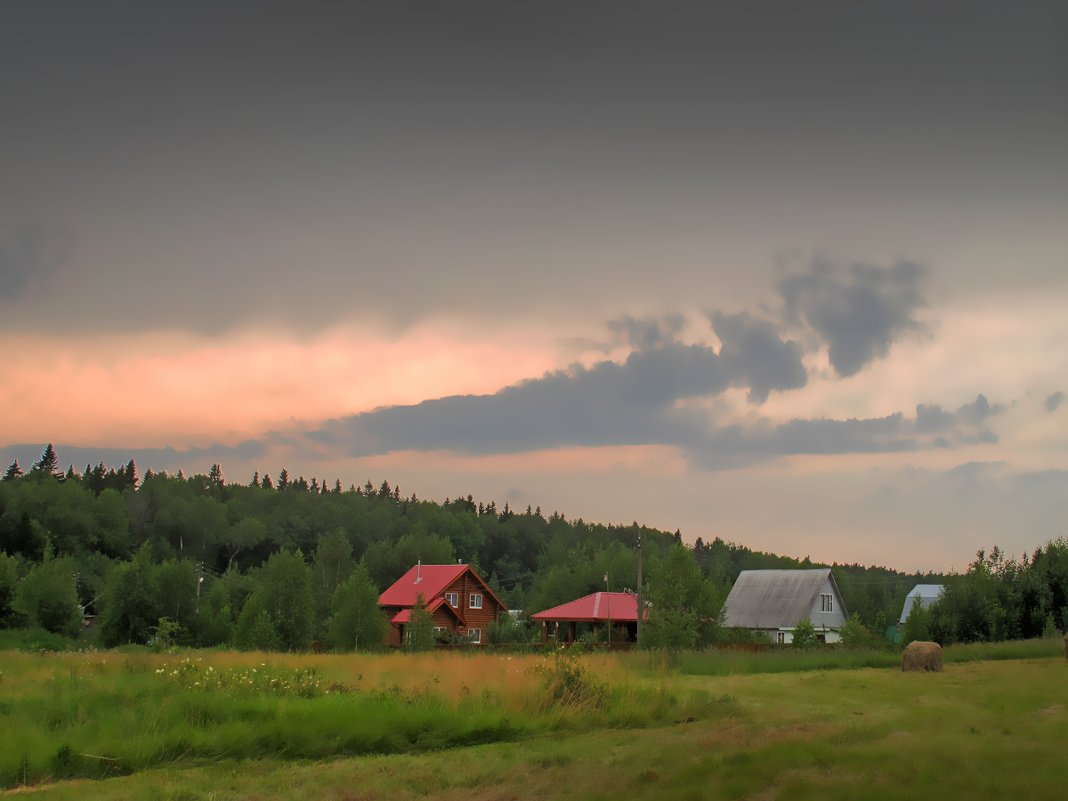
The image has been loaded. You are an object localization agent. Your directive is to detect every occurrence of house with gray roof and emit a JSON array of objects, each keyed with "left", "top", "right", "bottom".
[
  {"left": 898, "top": 584, "right": 944, "bottom": 625},
  {"left": 722, "top": 568, "right": 848, "bottom": 644}
]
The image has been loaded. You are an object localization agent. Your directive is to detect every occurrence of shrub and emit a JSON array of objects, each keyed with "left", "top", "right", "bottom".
[
  {"left": 530, "top": 649, "right": 607, "bottom": 711},
  {"left": 839, "top": 613, "right": 876, "bottom": 649},
  {"left": 792, "top": 619, "right": 817, "bottom": 649}
]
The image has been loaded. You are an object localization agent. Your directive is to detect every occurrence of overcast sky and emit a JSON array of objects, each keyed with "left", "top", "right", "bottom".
[{"left": 3, "top": 1, "right": 1066, "bottom": 570}]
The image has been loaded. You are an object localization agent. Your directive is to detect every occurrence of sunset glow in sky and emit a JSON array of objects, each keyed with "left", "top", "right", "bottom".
[{"left": 3, "top": 2, "right": 1066, "bottom": 570}]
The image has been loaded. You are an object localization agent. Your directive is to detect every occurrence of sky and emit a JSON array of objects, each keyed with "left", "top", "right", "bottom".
[{"left": 2, "top": 1, "right": 1066, "bottom": 571}]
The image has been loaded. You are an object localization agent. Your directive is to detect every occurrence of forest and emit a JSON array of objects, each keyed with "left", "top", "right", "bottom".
[{"left": 1, "top": 444, "right": 1065, "bottom": 651}]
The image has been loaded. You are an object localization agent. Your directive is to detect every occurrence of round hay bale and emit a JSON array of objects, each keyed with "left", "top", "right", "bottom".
[{"left": 902, "top": 640, "right": 943, "bottom": 672}]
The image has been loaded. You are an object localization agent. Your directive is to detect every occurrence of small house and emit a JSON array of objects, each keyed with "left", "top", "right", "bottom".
[
  {"left": 378, "top": 562, "right": 506, "bottom": 646},
  {"left": 722, "top": 568, "right": 847, "bottom": 644}
]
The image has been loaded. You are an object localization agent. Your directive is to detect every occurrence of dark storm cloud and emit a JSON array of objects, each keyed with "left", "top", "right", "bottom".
[
  {"left": 1046, "top": 391, "right": 1065, "bottom": 412},
  {"left": 305, "top": 376, "right": 996, "bottom": 469},
  {"left": 0, "top": 228, "right": 69, "bottom": 302},
  {"left": 779, "top": 260, "right": 927, "bottom": 376},
  {"left": 300, "top": 311, "right": 999, "bottom": 468},
  {"left": 307, "top": 310, "right": 814, "bottom": 457},
  {"left": 687, "top": 413, "right": 913, "bottom": 470},
  {"left": 606, "top": 314, "right": 686, "bottom": 352},
  {"left": 311, "top": 342, "right": 729, "bottom": 456},
  {"left": 915, "top": 394, "right": 1003, "bottom": 433},
  {"left": 711, "top": 312, "right": 807, "bottom": 403}
]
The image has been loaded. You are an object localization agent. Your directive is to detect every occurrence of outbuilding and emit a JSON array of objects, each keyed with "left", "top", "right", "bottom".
[{"left": 898, "top": 584, "right": 944, "bottom": 624}]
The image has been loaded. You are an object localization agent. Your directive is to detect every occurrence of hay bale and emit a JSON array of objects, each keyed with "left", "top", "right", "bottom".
[{"left": 902, "top": 640, "right": 943, "bottom": 672}]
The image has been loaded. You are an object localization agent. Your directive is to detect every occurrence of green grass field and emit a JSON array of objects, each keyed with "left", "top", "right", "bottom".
[{"left": 2, "top": 641, "right": 1065, "bottom": 800}]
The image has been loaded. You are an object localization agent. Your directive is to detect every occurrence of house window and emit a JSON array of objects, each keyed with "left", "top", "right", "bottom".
[
  {"left": 444, "top": 592, "right": 458, "bottom": 607},
  {"left": 469, "top": 593, "right": 483, "bottom": 609},
  {"left": 820, "top": 593, "right": 833, "bottom": 613},
  {"left": 777, "top": 632, "right": 785, "bottom": 644},
  {"left": 468, "top": 628, "right": 481, "bottom": 644}
]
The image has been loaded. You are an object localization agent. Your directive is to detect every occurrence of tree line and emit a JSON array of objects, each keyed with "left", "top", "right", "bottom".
[{"left": 2, "top": 445, "right": 1060, "bottom": 650}]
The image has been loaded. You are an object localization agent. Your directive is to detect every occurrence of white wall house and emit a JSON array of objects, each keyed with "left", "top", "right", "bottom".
[{"left": 722, "top": 568, "right": 848, "bottom": 644}]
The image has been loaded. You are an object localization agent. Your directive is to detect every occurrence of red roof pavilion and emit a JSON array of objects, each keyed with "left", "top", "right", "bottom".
[{"left": 531, "top": 591, "right": 640, "bottom": 623}]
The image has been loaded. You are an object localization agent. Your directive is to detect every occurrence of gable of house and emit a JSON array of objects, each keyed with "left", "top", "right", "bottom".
[{"left": 722, "top": 569, "right": 848, "bottom": 632}]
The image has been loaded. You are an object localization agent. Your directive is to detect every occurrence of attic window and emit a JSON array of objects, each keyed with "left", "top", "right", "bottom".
[
  {"left": 445, "top": 592, "right": 458, "bottom": 607},
  {"left": 469, "top": 593, "right": 483, "bottom": 610},
  {"left": 820, "top": 593, "right": 833, "bottom": 613}
]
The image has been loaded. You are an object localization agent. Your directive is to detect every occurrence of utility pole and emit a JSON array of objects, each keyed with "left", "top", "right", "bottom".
[
  {"left": 604, "top": 574, "right": 611, "bottom": 647},
  {"left": 635, "top": 533, "right": 643, "bottom": 645}
]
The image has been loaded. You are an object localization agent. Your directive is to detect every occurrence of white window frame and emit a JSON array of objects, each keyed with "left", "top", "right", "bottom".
[
  {"left": 468, "top": 628, "right": 482, "bottom": 644},
  {"left": 469, "top": 593, "right": 483, "bottom": 610},
  {"left": 444, "top": 591, "right": 458, "bottom": 608},
  {"left": 777, "top": 632, "right": 785, "bottom": 644},
  {"left": 820, "top": 593, "right": 833, "bottom": 613}
]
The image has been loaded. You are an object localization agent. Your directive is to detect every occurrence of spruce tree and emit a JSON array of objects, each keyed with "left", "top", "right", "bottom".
[
  {"left": 31, "top": 443, "right": 60, "bottom": 478},
  {"left": 208, "top": 463, "right": 224, "bottom": 489},
  {"left": 2, "top": 459, "right": 22, "bottom": 481},
  {"left": 124, "top": 459, "right": 139, "bottom": 490}
]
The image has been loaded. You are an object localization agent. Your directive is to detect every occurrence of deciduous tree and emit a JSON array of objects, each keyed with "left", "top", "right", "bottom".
[{"left": 326, "top": 563, "right": 385, "bottom": 651}]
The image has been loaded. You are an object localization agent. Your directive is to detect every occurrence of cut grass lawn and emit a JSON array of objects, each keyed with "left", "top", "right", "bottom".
[{"left": 2, "top": 644, "right": 1065, "bottom": 800}]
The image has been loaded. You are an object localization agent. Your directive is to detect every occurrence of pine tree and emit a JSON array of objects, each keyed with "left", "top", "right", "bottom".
[
  {"left": 2, "top": 459, "right": 23, "bottom": 481},
  {"left": 277, "top": 469, "right": 290, "bottom": 491},
  {"left": 250, "top": 471, "right": 261, "bottom": 488},
  {"left": 262, "top": 473, "right": 274, "bottom": 490},
  {"left": 333, "top": 479, "right": 342, "bottom": 494}
]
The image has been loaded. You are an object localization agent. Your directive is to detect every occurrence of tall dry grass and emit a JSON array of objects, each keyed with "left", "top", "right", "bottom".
[{"left": 0, "top": 648, "right": 720, "bottom": 788}]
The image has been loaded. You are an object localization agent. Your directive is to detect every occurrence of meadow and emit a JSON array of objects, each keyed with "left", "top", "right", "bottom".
[{"left": 1, "top": 640, "right": 1064, "bottom": 800}]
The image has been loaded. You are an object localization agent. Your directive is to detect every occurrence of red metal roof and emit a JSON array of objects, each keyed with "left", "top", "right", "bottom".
[
  {"left": 378, "top": 563, "right": 468, "bottom": 607},
  {"left": 530, "top": 592, "right": 640, "bottom": 623},
  {"left": 390, "top": 596, "right": 461, "bottom": 624}
]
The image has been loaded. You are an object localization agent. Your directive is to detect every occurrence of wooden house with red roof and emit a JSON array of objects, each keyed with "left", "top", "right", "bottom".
[
  {"left": 531, "top": 591, "right": 642, "bottom": 645},
  {"left": 378, "top": 562, "right": 507, "bottom": 647}
]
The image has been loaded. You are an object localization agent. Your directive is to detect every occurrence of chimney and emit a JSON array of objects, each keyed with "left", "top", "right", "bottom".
[{"left": 415, "top": 560, "right": 422, "bottom": 584}]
